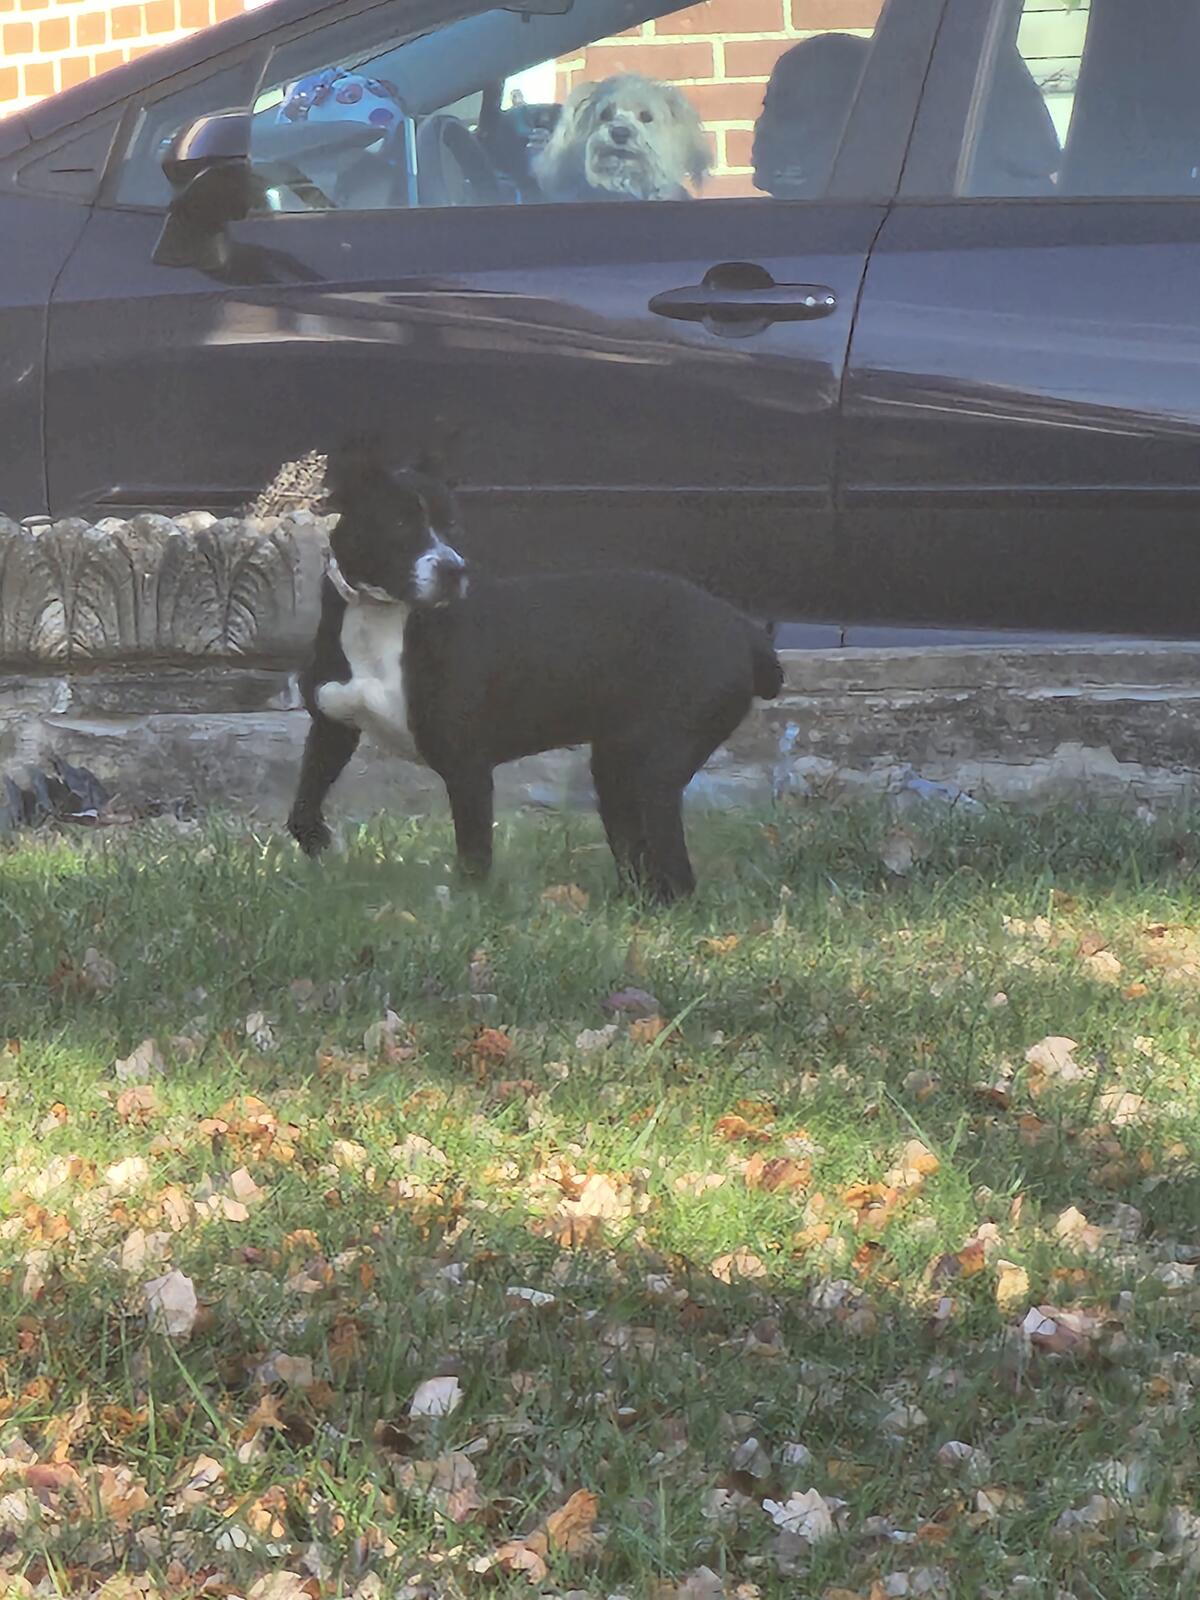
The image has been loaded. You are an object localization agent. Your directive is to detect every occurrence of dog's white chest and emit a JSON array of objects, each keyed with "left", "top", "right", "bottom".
[{"left": 316, "top": 604, "right": 421, "bottom": 761}]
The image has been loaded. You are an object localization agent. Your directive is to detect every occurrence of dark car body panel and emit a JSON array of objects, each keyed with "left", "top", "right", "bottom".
[
  {"left": 1, "top": 198, "right": 91, "bottom": 515},
  {"left": 840, "top": 200, "right": 1200, "bottom": 637},
  {"left": 46, "top": 198, "right": 884, "bottom": 618}
]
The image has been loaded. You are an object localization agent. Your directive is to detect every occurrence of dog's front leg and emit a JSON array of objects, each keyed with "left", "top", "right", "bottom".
[
  {"left": 444, "top": 766, "right": 495, "bottom": 881},
  {"left": 287, "top": 713, "right": 361, "bottom": 856}
]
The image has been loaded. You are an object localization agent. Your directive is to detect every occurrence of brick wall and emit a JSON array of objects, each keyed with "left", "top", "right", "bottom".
[
  {"left": 0, "top": 0, "right": 251, "bottom": 115},
  {"left": 556, "top": 0, "right": 882, "bottom": 197}
]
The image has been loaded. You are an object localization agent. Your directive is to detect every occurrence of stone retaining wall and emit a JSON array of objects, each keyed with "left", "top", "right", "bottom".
[{"left": 3, "top": 510, "right": 1200, "bottom": 823}]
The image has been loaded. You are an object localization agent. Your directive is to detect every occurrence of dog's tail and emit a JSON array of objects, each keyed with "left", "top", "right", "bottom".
[{"left": 750, "top": 626, "right": 785, "bottom": 700}]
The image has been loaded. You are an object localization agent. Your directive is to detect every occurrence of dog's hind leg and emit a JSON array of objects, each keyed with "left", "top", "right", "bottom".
[
  {"left": 444, "top": 765, "right": 495, "bottom": 881},
  {"left": 638, "top": 777, "right": 695, "bottom": 903},
  {"left": 636, "top": 706, "right": 747, "bottom": 902},
  {"left": 590, "top": 742, "right": 648, "bottom": 889},
  {"left": 287, "top": 714, "right": 361, "bottom": 856}
]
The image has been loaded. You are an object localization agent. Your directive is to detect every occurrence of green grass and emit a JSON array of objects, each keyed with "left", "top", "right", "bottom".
[{"left": 1, "top": 802, "right": 1200, "bottom": 1598}]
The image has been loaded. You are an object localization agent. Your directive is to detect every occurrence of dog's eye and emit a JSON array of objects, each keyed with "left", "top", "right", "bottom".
[
  {"left": 639, "top": 110, "right": 654, "bottom": 123},
  {"left": 599, "top": 105, "right": 615, "bottom": 122}
]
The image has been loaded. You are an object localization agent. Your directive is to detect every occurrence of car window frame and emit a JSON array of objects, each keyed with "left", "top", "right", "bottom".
[
  {"left": 899, "top": 0, "right": 1200, "bottom": 204},
  {"left": 95, "top": 0, "right": 951, "bottom": 217}
]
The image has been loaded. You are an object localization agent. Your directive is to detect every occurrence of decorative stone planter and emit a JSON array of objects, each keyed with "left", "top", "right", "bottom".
[
  {"left": 0, "top": 510, "right": 329, "bottom": 665},
  {"left": 3, "top": 510, "right": 1200, "bottom": 822}
]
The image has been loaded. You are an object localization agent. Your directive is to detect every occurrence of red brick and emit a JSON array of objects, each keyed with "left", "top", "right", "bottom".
[
  {"left": 3, "top": 19, "right": 33, "bottom": 49},
  {"left": 0, "top": 65, "right": 17, "bottom": 98},
  {"left": 58, "top": 51, "right": 91, "bottom": 84},
  {"left": 93, "top": 45, "right": 123, "bottom": 69},
  {"left": 657, "top": 0, "right": 784, "bottom": 33},
  {"left": 685, "top": 79, "right": 766, "bottom": 123},
  {"left": 581, "top": 39, "right": 715, "bottom": 82},
  {"left": 38, "top": 14, "right": 69, "bottom": 48},
  {"left": 178, "top": 0, "right": 209, "bottom": 25},
  {"left": 21, "top": 57, "right": 54, "bottom": 94},
  {"left": 723, "top": 126, "right": 756, "bottom": 169},
  {"left": 75, "top": 8, "right": 105, "bottom": 43},
  {"left": 18, "top": 0, "right": 49, "bottom": 12},
  {"left": 212, "top": 0, "right": 244, "bottom": 20},
  {"left": 145, "top": 0, "right": 175, "bottom": 30},
  {"left": 0, "top": 0, "right": 14, "bottom": 15},
  {"left": 723, "top": 38, "right": 791, "bottom": 79},
  {"left": 109, "top": 2, "right": 142, "bottom": 36},
  {"left": 791, "top": 0, "right": 881, "bottom": 28},
  {"left": 700, "top": 171, "right": 761, "bottom": 199}
]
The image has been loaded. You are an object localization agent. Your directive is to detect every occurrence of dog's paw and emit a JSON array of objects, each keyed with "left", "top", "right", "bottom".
[{"left": 287, "top": 812, "right": 331, "bottom": 857}]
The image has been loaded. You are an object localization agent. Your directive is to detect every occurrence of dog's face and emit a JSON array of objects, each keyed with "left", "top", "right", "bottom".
[
  {"left": 538, "top": 74, "right": 711, "bottom": 201},
  {"left": 324, "top": 441, "right": 468, "bottom": 607}
]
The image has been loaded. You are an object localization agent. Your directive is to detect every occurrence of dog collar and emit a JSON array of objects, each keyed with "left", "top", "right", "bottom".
[
  {"left": 325, "top": 552, "right": 358, "bottom": 604},
  {"left": 325, "top": 552, "right": 406, "bottom": 608}
]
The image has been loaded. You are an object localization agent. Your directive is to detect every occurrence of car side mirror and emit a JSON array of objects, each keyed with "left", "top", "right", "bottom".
[{"left": 153, "top": 109, "right": 255, "bottom": 270}]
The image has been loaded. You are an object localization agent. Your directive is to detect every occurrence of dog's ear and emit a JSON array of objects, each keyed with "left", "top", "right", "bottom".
[
  {"left": 663, "top": 84, "right": 712, "bottom": 186},
  {"left": 325, "top": 432, "right": 393, "bottom": 510},
  {"left": 558, "top": 78, "right": 604, "bottom": 138}
]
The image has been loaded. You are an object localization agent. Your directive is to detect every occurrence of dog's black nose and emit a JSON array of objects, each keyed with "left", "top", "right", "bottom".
[
  {"left": 435, "top": 552, "right": 468, "bottom": 601},
  {"left": 609, "top": 123, "right": 633, "bottom": 145}
]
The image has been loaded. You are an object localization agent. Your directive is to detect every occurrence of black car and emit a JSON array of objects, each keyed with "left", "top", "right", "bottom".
[{"left": 4, "top": 0, "right": 1200, "bottom": 643}]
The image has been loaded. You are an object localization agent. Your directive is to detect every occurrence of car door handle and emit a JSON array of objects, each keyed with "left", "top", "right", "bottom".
[{"left": 649, "top": 262, "right": 837, "bottom": 336}]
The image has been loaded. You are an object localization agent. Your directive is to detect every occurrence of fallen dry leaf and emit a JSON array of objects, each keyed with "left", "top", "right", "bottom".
[
  {"left": 545, "top": 1488, "right": 600, "bottom": 1555},
  {"left": 574, "top": 1024, "right": 618, "bottom": 1054},
  {"left": 95, "top": 1462, "right": 151, "bottom": 1528},
  {"left": 711, "top": 1247, "right": 768, "bottom": 1284},
  {"left": 1082, "top": 948, "right": 1122, "bottom": 984},
  {"left": 628, "top": 1014, "right": 667, "bottom": 1045},
  {"left": 763, "top": 1487, "right": 837, "bottom": 1542},
  {"left": 1024, "top": 1035, "right": 1087, "bottom": 1093},
  {"left": 410, "top": 1375, "right": 462, "bottom": 1419},
  {"left": 715, "top": 1113, "right": 772, "bottom": 1144},
  {"left": 1054, "top": 1206, "right": 1106, "bottom": 1255},
  {"left": 994, "top": 1259, "right": 1029, "bottom": 1313},
  {"left": 541, "top": 883, "right": 589, "bottom": 914},
  {"left": 142, "top": 1269, "right": 198, "bottom": 1340},
  {"left": 246, "top": 1575, "right": 316, "bottom": 1600},
  {"left": 395, "top": 1451, "right": 484, "bottom": 1523},
  {"left": 745, "top": 1153, "right": 811, "bottom": 1193},
  {"left": 1021, "top": 1304, "right": 1100, "bottom": 1355},
  {"left": 113, "top": 1039, "right": 165, "bottom": 1083},
  {"left": 116, "top": 1083, "right": 159, "bottom": 1125},
  {"left": 880, "top": 827, "right": 929, "bottom": 877},
  {"left": 81, "top": 947, "right": 119, "bottom": 992}
]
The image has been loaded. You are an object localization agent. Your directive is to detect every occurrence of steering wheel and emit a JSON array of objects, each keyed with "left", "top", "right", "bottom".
[{"left": 415, "top": 114, "right": 508, "bottom": 207}]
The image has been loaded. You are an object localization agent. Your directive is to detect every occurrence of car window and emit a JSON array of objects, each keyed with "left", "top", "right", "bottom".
[
  {"left": 115, "top": 57, "right": 264, "bottom": 209},
  {"left": 115, "top": 0, "right": 887, "bottom": 215},
  {"left": 963, "top": 0, "right": 1200, "bottom": 197}
]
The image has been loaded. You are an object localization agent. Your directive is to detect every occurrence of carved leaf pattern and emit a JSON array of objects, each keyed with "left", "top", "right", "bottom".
[
  {"left": 155, "top": 520, "right": 298, "bottom": 656},
  {"left": 0, "top": 513, "right": 326, "bottom": 664}
]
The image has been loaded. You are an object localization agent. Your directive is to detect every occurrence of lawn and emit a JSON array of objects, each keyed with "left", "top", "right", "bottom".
[{"left": 1, "top": 802, "right": 1200, "bottom": 1599}]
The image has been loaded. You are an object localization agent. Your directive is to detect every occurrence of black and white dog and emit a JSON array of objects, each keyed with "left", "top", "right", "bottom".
[{"left": 287, "top": 441, "right": 783, "bottom": 902}]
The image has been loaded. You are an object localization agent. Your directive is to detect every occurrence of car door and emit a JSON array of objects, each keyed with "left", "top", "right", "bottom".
[
  {"left": 840, "top": 0, "right": 1200, "bottom": 640},
  {"left": 45, "top": 0, "right": 945, "bottom": 623}
]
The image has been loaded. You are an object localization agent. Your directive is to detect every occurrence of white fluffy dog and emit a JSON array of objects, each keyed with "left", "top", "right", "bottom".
[{"left": 533, "top": 73, "right": 711, "bottom": 202}]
